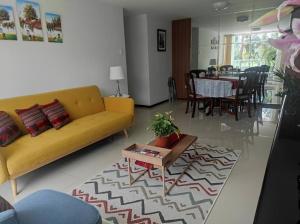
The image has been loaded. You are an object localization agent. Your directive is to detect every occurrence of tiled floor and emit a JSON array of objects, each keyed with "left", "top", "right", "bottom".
[{"left": 0, "top": 101, "right": 279, "bottom": 224}]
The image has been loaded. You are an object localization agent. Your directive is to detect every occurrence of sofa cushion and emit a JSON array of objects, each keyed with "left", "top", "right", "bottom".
[
  {"left": 41, "top": 100, "right": 71, "bottom": 129},
  {"left": 15, "top": 190, "right": 101, "bottom": 224},
  {"left": 2, "top": 111, "right": 133, "bottom": 177},
  {"left": 15, "top": 105, "right": 51, "bottom": 137},
  {"left": 0, "top": 112, "right": 22, "bottom": 147}
]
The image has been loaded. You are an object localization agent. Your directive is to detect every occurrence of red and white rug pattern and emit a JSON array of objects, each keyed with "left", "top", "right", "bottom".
[{"left": 72, "top": 143, "right": 241, "bottom": 224}]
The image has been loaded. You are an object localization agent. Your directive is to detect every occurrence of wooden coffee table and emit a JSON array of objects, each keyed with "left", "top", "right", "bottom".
[{"left": 122, "top": 134, "right": 197, "bottom": 196}]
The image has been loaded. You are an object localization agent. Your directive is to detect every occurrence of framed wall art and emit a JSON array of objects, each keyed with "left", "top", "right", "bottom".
[
  {"left": 17, "top": 0, "right": 44, "bottom": 41},
  {"left": 46, "top": 13, "right": 63, "bottom": 43},
  {"left": 157, "top": 29, "right": 166, "bottom": 52},
  {"left": 0, "top": 5, "right": 17, "bottom": 40}
]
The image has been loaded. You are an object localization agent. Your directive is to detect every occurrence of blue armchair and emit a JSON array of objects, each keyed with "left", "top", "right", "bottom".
[{"left": 0, "top": 190, "right": 101, "bottom": 224}]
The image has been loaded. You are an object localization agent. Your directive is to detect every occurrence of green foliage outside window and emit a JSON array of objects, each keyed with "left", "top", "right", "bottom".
[{"left": 230, "top": 32, "right": 279, "bottom": 70}]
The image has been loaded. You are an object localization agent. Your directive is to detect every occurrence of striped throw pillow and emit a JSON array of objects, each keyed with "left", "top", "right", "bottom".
[
  {"left": 16, "top": 105, "right": 51, "bottom": 137},
  {"left": 0, "top": 112, "right": 22, "bottom": 147},
  {"left": 41, "top": 99, "right": 71, "bottom": 129}
]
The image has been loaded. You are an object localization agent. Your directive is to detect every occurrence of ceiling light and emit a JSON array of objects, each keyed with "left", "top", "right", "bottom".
[{"left": 213, "top": 1, "right": 230, "bottom": 11}]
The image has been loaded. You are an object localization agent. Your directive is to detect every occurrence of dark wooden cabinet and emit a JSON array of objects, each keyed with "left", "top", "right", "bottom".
[
  {"left": 254, "top": 96, "right": 300, "bottom": 223},
  {"left": 172, "top": 18, "right": 191, "bottom": 99}
]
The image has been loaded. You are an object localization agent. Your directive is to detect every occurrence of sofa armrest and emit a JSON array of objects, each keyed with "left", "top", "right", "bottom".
[
  {"left": 0, "top": 152, "right": 9, "bottom": 184},
  {"left": 104, "top": 97, "right": 134, "bottom": 116}
]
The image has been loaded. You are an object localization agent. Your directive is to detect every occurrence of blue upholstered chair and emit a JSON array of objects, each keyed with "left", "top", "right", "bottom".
[{"left": 0, "top": 190, "right": 102, "bottom": 224}]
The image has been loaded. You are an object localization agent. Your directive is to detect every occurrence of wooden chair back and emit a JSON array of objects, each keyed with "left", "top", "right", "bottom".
[
  {"left": 185, "top": 73, "right": 197, "bottom": 98},
  {"left": 190, "top": 69, "right": 207, "bottom": 78},
  {"left": 207, "top": 67, "right": 216, "bottom": 76},
  {"left": 220, "top": 65, "right": 234, "bottom": 71},
  {"left": 236, "top": 73, "right": 257, "bottom": 99}
]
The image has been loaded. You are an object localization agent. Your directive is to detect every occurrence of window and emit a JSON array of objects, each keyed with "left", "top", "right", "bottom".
[{"left": 225, "top": 32, "right": 279, "bottom": 70}]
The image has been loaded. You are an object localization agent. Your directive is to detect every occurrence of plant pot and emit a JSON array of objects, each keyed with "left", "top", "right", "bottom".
[
  {"left": 154, "top": 133, "right": 180, "bottom": 148},
  {"left": 168, "top": 133, "right": 180, "bottom": 147},
  {"left": 154, "top": 136, "right": 170, "bottom": 148}
]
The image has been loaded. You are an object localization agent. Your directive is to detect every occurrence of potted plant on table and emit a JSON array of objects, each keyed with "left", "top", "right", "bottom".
[{"left": 148, "top": 111, "right": 180, "bottom": 148}]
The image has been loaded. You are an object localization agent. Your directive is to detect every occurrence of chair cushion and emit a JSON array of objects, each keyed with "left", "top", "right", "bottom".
[
  {"left": 15, "top": 190, "right": 101, "bottom": 224},
  {"left": 41, "top": 100, "right": 71, "bottom": 129},
  {"left": 15, "top": 105, "right": 51, "bottom": 137},
  {"left": 0, "top": 209, "right": 19, "bottom": 224},
  {"left": 0, "top": 112, "right": 22, "bottom": 147},
  {"left": 2, "top": 111, "right": 132, "bottom": 177}
]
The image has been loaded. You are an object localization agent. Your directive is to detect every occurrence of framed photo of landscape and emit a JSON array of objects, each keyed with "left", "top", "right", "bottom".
[
  {"left": 0, "top": 5, "right": 17, "bottom": 40},
  {"left": 17, "top": 0, "right": 44, "bottom": 41},
  {"left": 157, "top": 29, "right": 166, "bottom": 51},
  {"left": 46, "top": 13, "right": 63, "bottom": 43}
]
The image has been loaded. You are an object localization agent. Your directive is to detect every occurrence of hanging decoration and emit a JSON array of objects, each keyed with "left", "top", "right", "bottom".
[{"left": 249, "top": 0, "right": 300, "bottom": 74}]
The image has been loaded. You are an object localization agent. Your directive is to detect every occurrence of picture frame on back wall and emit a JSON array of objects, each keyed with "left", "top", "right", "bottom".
[
  {"left": 157, "top": 29, "right": 166, "bottom": 51},
  {"left": 45, "top": 13, "right": 63, "bottom": 43},
  {"left": 17, "top": 0, "right": 44, "bottom": 41},
  {"left": 0, "top": 5, "right": 17, "bottom": 41}
]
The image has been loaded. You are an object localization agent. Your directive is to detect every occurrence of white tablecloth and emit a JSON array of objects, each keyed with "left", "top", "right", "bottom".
[{"left": 195, "top": 78, "right": 234, "bottom": 97}]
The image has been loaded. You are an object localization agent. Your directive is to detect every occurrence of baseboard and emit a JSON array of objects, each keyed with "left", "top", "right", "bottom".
[{"left": 135, "top": 100, "right": 169, "bottom": 108}]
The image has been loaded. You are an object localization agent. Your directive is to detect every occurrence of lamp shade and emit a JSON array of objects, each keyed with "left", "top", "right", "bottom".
[
  {"left": 110, "top": 66, "right": 124, "bottom": 80},
  {"left": 209, "top": 59, "right": 217, "bottom": 66}
]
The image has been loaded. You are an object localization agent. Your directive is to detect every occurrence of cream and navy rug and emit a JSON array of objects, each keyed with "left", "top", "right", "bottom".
[{"left": 72, "top": 143, "right": 241, "bottom": 224}]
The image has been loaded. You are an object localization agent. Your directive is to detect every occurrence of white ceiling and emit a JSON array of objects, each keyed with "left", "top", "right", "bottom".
[{"left": 99, "top": 0, "right": 284, "bottom": 19}]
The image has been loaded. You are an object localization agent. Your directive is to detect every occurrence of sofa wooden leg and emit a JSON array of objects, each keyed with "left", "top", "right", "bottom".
[
  {"left": 11, "top": 179, "right": 17, "bottom": 199},
  {"left": 123, "top": 129, "right": 128, "bottom": 138}
]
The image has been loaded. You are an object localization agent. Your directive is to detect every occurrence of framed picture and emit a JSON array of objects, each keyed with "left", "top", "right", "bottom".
[
  {"left": 46, "top": 13, "right": 63, "bottom": 43},
  {"left": 17, "top": 0, "right": 44, "bottom": 41},
  {"left": 157, "top": 29, "right": 166, "bottom": 52},
  {"left": 0, "top": 5, "right": 17, "bottom": 40}
]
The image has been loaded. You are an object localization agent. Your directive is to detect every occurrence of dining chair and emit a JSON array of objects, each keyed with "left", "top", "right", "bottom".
[
  {"left": 185, "top": 72, "right": 207, "bottom": 118},
  {"left": 222, "top": 73, "right": 255, "bottom": 121},
  {"left": 168, "top": 77, "right": 177, "bottom": 103},
  {"left": 245, "top": 67, "right": 262, "bottom": 108},
  {"left": 220, "top": 65, "right": 234, "bottom": 72},
  {"left": 190, "top": 69, "right": 207, "bottom": 78},
  {"left": 207, "top": 67, "right": 217, "bottom": 76},
  {"left": 257, "top": 65, "right": 270, "bottom": 102}
]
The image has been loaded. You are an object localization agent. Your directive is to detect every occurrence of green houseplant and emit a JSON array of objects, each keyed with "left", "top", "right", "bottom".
[{"left": 148, "top": 111, "right": 180, "bottom": 148}]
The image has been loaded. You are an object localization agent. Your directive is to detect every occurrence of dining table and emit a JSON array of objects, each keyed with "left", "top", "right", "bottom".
[{"left": 194, "top": 76, "right": 239, "bottom": 98}]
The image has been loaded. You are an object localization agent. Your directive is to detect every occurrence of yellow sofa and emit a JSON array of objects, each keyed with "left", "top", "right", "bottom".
[{"left": 0, "top": 86, "right": 134, "bottom": 197}]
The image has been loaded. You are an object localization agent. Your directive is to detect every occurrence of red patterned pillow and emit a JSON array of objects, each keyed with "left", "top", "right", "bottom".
[
  {"left": 41, "top": 99, "right": 71, "bottom": 129},
  {"left": 16, "top": 105, "right": 51, "bottom": 137},
  {"left": 0, "top": 112, "right": 22, "bottom": 146}
]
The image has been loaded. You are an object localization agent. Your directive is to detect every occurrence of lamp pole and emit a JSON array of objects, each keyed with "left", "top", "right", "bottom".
[{"left": 116, "top": 80, "right": 122, "bottom": 97}]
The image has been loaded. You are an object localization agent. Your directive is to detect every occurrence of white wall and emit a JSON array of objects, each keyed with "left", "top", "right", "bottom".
[
  {"left": 198, "top": 28, "right": 218, "bottom": 69},
  {"left": 147, "top": 14, "right": 171, "bottom": 106},
  {"left": 0, "top": 0, "right": 127, "bottom": 99},
  {"left": 125, "top": 13, "right": 171, "bottom": 106},
  {"left": 124, "top": 14, "right": 150, "bottom": 105}
]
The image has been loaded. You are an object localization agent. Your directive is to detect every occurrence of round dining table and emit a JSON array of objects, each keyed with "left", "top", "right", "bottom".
[{"left": 194, "top": 77, "right": 238, "bottom": 98}]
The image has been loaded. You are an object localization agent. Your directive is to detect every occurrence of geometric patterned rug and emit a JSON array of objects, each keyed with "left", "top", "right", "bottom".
[{"left": 72, "top": 143, "right": 241, "bottom": 224}]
